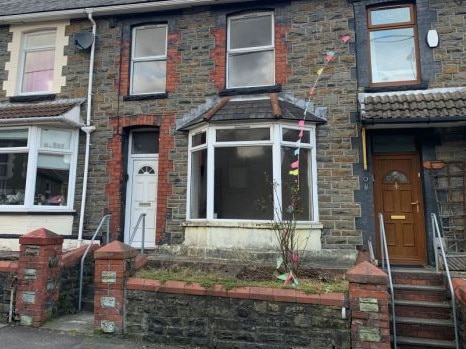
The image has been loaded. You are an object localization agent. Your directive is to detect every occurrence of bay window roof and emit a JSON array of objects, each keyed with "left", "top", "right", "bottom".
[
  {"left": 177, "top": 93, "right": 328, "bottom": 131},
  {"left": 0, "top": 98, "right": 84, "bottom": 127}
]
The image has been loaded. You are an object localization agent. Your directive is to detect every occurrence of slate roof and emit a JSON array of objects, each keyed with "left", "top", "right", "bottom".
[
  {"left": 177, "top": 93, "right": 327, "bottom": 130},
  {"left": 359, "top": 87, "right": 466, "bottom": 126},
  {"left": 0, "top": 0, "right": 253, "bottom": 18},
  {"left": 0, "top": 98, "right": 85, "bottom": 126}
]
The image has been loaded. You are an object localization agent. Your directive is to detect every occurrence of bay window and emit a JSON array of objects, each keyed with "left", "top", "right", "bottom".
[
  {"left": 0, "top": 127, "right": 77, "bottom": 210},
  {"left": 188, "top": 123, "right": 317, "bottom": 222}
]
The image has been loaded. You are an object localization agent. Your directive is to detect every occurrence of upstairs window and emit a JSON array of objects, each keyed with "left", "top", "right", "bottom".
[
  {"left": 227, "top": 12, "right": 275, "bottom": 89},
  {"left": 131, "top": 24, "right": 167, "bottom": 95},
  {"left": 20, "top": 30, "right": 56, "bottom": 94},
  {"left": 368, "top": 4, "right": 420, "bottom": 86}
]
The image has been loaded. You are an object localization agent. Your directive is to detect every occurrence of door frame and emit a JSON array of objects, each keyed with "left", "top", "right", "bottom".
[
  {"left": 123, "top": 130, "right": 159, "bottom": 247},
  {"left": 373, "top": 152, "right": 427, "bottom": 265}
]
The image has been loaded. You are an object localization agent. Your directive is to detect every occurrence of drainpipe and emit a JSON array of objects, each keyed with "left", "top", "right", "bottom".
[{"left": 77, "top": 8, "right": 97, "bottom": 246}]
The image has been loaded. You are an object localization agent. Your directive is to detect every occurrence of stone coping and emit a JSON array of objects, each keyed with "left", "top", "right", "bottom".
[
  {"left": 61, "top": 245, "right": 99, "bottom": 268},
  {"left": 127, "top": 277, "right": 347, "bottom": 306},
  {"left": 0, "top": 260, "right": 18, "bottom": 272}
]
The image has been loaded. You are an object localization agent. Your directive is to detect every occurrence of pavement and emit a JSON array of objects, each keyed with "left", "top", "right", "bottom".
[{"left": 0, "top": 313, "right": 198, "bottom": 349}]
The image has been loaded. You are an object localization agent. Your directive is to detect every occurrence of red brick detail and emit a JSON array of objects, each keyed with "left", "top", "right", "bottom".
[
  {"left": 118, "top": 37, "right": 130, "bottom": 95},
  {"left": 93, "top": 242, "right": 137, "bottom": 334},
  {"left": 275, "top": 23, "right": 291, "bottom": 86},
  {"left": 126, "top": 277, "right": 346, "bottom": 306},
  {"left": 0, "top": 261, "right": 18, "bottom": 272},
  {"left": 166, "top": 33, "right": 181, "bottom": 92},
  {"left": 106, "top": 113, "right": 174, "bottom": 243},
  {"left": 348, "top": 262, "right": 390, "bottom": 349},
  {"left": 210, "top": 27, "right": 227, "bottom": 90},
  {"left": 15, "top": 229, "right": 63, "bottom": 327}
]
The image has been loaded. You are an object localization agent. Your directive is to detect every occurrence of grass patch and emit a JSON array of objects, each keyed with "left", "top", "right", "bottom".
[{"left": 135, "top": 265, "right": 348, "bottom": 294}]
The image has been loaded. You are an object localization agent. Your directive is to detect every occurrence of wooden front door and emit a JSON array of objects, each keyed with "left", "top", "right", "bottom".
[{"left": 374, "top": 153, "right": 427, "bottom": 265}]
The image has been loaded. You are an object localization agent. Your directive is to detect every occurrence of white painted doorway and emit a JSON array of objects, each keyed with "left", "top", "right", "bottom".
[{"left": 124, "top": 129, "right": 159, "bottom": 248}]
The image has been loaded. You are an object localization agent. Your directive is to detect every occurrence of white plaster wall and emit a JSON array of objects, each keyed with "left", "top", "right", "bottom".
[
  {"left": 183, "top": 221, "right": 322, "bottom": 251},
  {"left": 3, "top": 20, "right": 69, "bottom": 96}
]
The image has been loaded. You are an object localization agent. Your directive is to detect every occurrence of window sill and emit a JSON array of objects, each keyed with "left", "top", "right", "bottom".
[
  {"left": 184, "top": 219, "right": 322, "bottom": 229},
  {"left": 9, "top": 94, "right": 56, "bottom": 103},
  {"left": 0, "top": 210, "right": 76, "bottom": 215},
  {"left": 219, "top": 85, "right": 282, "bottom": 97},
  {"left": 123, "top": 93, "right": 168, "bottom": 101},
  {"left": 364, "top": 82, "right": 428, "bottom": 93}
]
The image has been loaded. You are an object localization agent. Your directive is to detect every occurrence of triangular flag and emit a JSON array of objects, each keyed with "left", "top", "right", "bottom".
[
  {"left": 316, "top": 67, "right": 324, "bottom": 76},
  {"left": 289, "top": 169, "right": 299, "bottom": 176},
  {"left": 294, "top": 148, "right": 300, "bottom": 156},
  {"left": 298, "top": 130, "right": 304, "bottom": 138},
  {"left": 291, "top": 161, "right": 299, "bottom": 169},
  {"left": 309, "top": 87, "right": 315, "bottom": 96},
  {"left": 342, "top": 35, "right": 350, "bottom": 43},
  {"left": 277, "top": 273, "right": 288, "bottom": 281},
  {"left": 325, "top": 54, "right": 334, "bottom": 62},
  {"left": 298, "top": 120, "right": 305, "bottom": 128}
]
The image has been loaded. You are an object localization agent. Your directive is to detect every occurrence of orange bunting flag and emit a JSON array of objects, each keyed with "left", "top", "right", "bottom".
[
  {"left": 309, "top": 87, "right": 315, "bottom": 96},
  {"left": 291, "top": 161, "right": 299, "bottom": 169},
  {"left": 289, "top": 169, "right": 299, "bottom": 176},
  {"left": 342, "top": 35, "right": 350, "bottom": 43}
]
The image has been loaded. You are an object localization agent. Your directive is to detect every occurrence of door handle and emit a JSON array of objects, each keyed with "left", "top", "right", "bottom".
[{"left": 410, "top": 200, "right": 419, "bottom": 213}]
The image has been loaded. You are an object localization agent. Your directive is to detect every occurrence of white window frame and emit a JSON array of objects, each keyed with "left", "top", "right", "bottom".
[
  {"left": 130, "top": 24, "right": 168, "bottom": 95},
  {"left": 19, "top": 29, "right": 57, "bottom": 95},
  {"left": 226, "top": 12, "right": 275, "bottom": 89},
  {"left": 187, "top": 122, "right": 319, "bottom": 223},
  {"left": 0, "top": 126, "right": 78, "bottom": 212}
]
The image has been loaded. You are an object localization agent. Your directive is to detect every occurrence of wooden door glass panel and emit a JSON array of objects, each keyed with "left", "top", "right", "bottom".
[{"left": 383, "top": 170, "right": 409, "bottom": 184}]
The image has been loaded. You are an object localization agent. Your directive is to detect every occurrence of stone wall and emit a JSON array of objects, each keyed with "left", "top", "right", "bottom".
[
  {"left": 0, "top": 262, "right": 17, "bottom": 323},
  {"left": 126, "top": 279, "right": 350, "bottom": 349}
]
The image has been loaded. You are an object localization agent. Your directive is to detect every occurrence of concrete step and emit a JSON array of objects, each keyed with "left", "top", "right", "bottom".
[{"left": 395, "top": 335, "right": 456, "bottom": 349}]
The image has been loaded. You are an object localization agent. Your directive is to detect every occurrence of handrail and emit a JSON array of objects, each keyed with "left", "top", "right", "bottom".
[
  {"left": 129, "top": 213, "right": 146, "bottom": 254},
  {"left": 378, "top": 213, "right": 397, "bottom": 349},
  {"left": 78, "top": 214, "right": 111, "bottom": 311},
  {"left": 432, "top": 213, "right": 460, "bottom": 349}
]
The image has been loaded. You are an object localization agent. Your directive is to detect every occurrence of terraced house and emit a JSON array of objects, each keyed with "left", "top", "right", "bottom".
[{"left": 0, "top": 0, "right": 464, "bottom": 271}]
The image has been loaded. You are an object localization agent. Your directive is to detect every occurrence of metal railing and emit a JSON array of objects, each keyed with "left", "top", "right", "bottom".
[
  {"left": 78, "top": 214, "right": 111, "bottom": 311},
  {"left": 129, "top": 213, "right": 146, "bottom": 254},
  {"left": 432, "top": 213, "right": 460, "bottom": 349},
  {"left": 378, "top": 213, "right": 397, "bottom": 349}
]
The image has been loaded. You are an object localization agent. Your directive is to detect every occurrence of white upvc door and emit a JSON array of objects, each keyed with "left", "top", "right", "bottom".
[{"left": 125, "top": 157, "right": 158, "bottom": 248}]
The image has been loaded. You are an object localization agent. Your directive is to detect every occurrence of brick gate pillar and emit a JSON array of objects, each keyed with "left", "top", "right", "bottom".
[
  {"left": 347, "top": 261, "right": 391, "bottom": 349},
  {"left": 94, "top": 241, "right": 137, "bottom": 334},
  {"left": 16, "top": 228, "right": 64, "bottom": 327}
]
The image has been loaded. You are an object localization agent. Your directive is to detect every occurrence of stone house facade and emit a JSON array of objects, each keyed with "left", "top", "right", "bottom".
[{"left": 0, "top": 0, "right": 464, "bottom": 267}]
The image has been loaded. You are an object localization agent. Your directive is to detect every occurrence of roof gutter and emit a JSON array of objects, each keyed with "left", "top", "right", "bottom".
[
  {"left": 0, "top": 0, "right": 255, "bottom": 24},
  {"left": 362, "top": 116, "right": 466, "bottom": 129}
]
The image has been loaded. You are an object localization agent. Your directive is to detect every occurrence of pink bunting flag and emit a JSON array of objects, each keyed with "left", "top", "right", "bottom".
[
  {"left": 342, "top": 35, "right": 350, "bottom": 43},
  {"left": 298, "top": 120, "right": 305, "bottom": 128},
  {"left": 309, "top": 87, "right": 315, "bottom": 96},
  {"left": 325, "top": 53, "right": 335, "bottom": 63},
  {"left": 291, "top": 160, "right": 299, "bottom": 169},
  {"left": 298, "top": 129, "right": 304, "bottom": 138}
]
